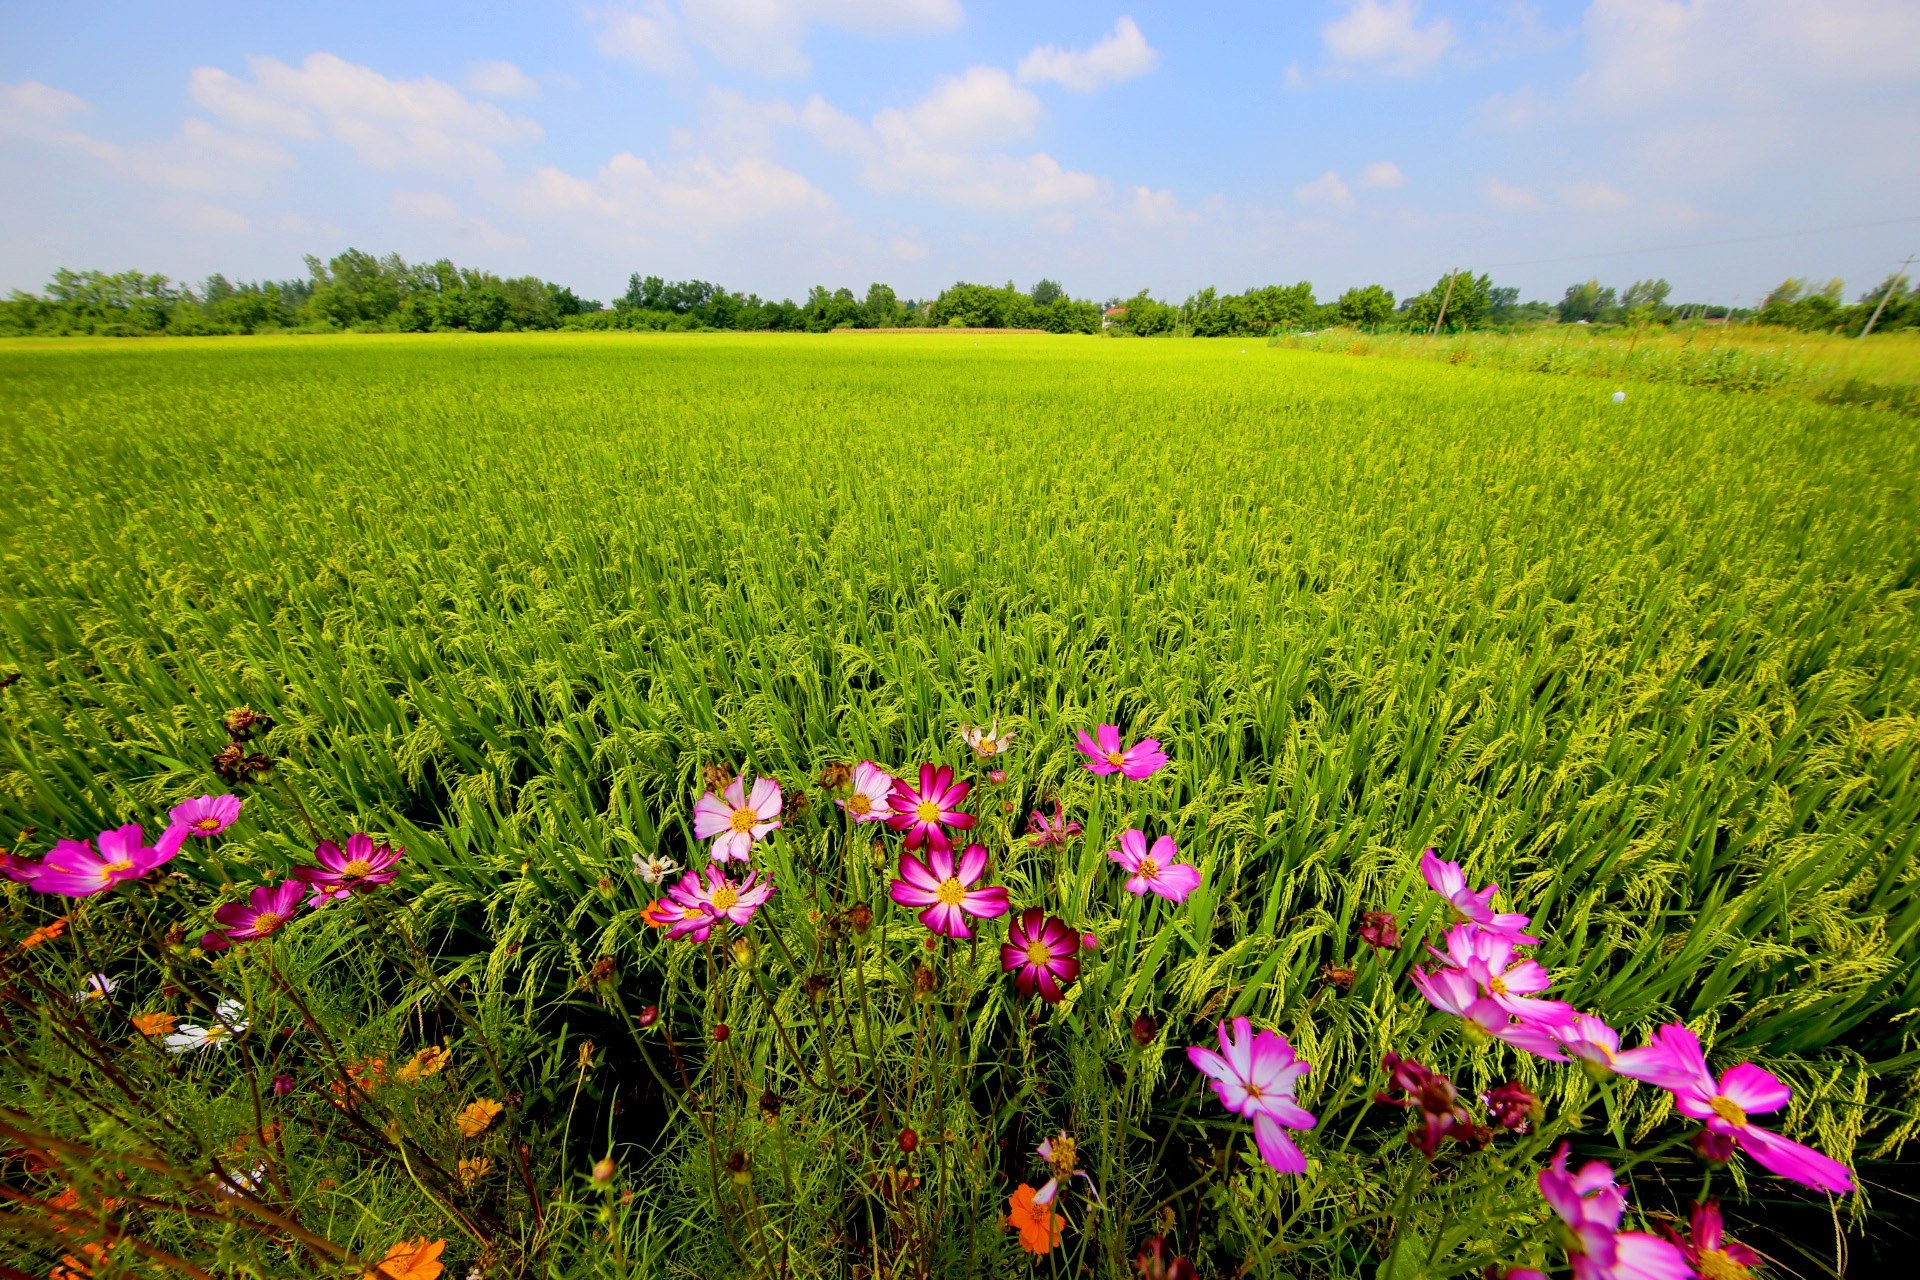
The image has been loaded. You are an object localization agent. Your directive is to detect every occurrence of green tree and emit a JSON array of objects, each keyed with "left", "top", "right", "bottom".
[
  {"left": 1336, "top": 284, "right": 1395, "bottom": 328},
  {"left": 1555, "top": 279, "right": 1616, "bottom": 324},
  {"left": 863, "top": 282, "right": 898, "bottom": 328},
  {"left": 1405, "top": 271, "right": 1493, "bottom": 331},
  {"left": 1030, "top": 278, "right": 1065, "bottom": 307}
]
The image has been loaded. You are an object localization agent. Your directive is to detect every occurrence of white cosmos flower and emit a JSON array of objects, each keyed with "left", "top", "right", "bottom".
[
  {"left": 631, "top": 852, "right": 682, "bottom": 885},
  {"left": 961, "top": 718, "right": 1016, "bottom": 759},
  {"left": 74, "top": 973, "right": 117, "bottom": 1003},
  {"left": 165, "top": 998, "right": 249, "bottom": 1054}
]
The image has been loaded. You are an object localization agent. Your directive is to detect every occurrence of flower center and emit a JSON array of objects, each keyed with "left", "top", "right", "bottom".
[
  {"left": 935, "top": 877, "right": 967, "bottom": 907},
  {"left": 103, "top": 859, "right": 135, "bottom": 874},
  {"left": 1710, "top": 1096, "right": 1747, "bottom": 1127},
  {"left": 253, "top": 912, "right": 283, "bottom": 934},
  {"left": 1048, "top": 1136, "right": 1078, "bottom": 1178},
  {"left": 194, "top": 817, "right": 223, "bottom": 832},
  {"left": 729, "top": 808, "right": 757, "bottom": 834},
  {"left": 847, "top": 793, "right": 872, "bottom": 815},
  {"left": 1487, "top": 976, "right": 1509, "bottom": 996},
  {"left": 341, "top": 859, "right": 372, "bottom": 878},
  {"left": 915, "top": 801, "right": 942, "bottom": 824},
  {"left": 1024, "top": 939, "right": 1053, "bottom": 966},
  {"left": 1105, "top": 751, "right": 1126, "bottom": 767},
  {"left": 710, "top": 885, "right": 739, "bottom": 912},
  {"left": 979, "top": 737, "right": 997, "bottom": 754},
  {"left": 1137, "top": 857, "right": 1160, "bottom": 879},
  {"left": 205, "top": 1025, "right": 228, "bottom": 1042},
  {"left": 1698, "top": 1249, "right": 1751, "bottom": 1280}
]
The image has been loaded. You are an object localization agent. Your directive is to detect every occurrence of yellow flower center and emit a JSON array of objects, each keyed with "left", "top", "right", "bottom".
[
  {"left": 729, "top": 808, "right": 757, "bottom": 834},
  {"left": 103, "top": 859, "right": 135, "bottom": 874},
  {"left": 1048, "top": 1136, "right": 1078, "bottom": 1179},
  {"left": 193, "top": 817, "right": 222, "bottom": 832},
  {"left": 915, "top": 801, "right": 942, "bottom": 824},
  {"left": 935, "top": 877, "right": 967, "bottom": 907},
  {"left": 1487, "top": 976, "right": 1509, "bottom": 995},
  {"left": 204, "top": 1025, "right": 228, "bottom": 1043},
  {"left": 979, "top": 737, "right": 998, "bottom": 754},
  {"left": 1105, "top": 751, "right": 1126, "bottom": 767},
  {"left": 1024, "top": 939, "right": 1053, "bottom": 966},
  {"left": 1698, "top": 1249, "right": 1751, "bottom": 1280},
  {"left": 711, "top": 885, "right": 740, "bottom": 912},
  {"left": 253, "top": 912, "right": 283, "bottom": 933},
  {"left": 1710, "top": 1096, "right": 1747, "bottom": 1127},
  {"left": 1137, "top": 857, "right": 1160, "bottom": 879},
  {"left": 342, "top": 859, "right": 372, "bottom": 877},
  {"left": 847, "top": 793, "right": 872, "bottom": 815}
]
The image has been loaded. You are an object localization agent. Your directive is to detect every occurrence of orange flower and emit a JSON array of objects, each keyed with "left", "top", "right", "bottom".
[
  {"left": 21, "top": 917, "right": 68, "bottom": 949},
  {"left": 363, "top": 1238, "right": 445, "bottom": 1280},
  {"left": 130, "top": 1011, "right": 178, "bottom": 1036},
  {"left": 639, "top": 901, "right": 672, "bottom": 929},
  {"left": 1006, "top": 1184, "right": 1061, "bottom": 1255},
  {"left": 330, "top": 1058, "right": 388, "bottom": 1109},
  {"left": 455, "top": 1099, "right": 503, "bottom": 1138},
  {"left": 396, "top": 1044, "right": 451, "bottom": 1085},
  {"left": 457, "top": 1156, "right": 491, "bottom": 1188}
]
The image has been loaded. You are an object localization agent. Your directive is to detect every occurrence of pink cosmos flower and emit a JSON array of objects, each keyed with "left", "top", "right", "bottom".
[
  {"left": 1108, "top": 829, "right": 1202, "bottom": 902},
  {"left": 888, "top": 843, "right": 1009, "bottom": 939},
  {"left": 1033, "top": 1131, "right": 1100, "bottom": 1205},
  {"left": 1187, "top": 1017, "right": 1316, "bottom": 1173},
  {"left": 886, "top": 765, "right": 975, "bottom": 854},
  {"left": 1025, "top": 803, "right": 1081, "bottom": 847},
  {"left": 1631, "top": 1023, "right": 1854, "bottom": 1193},
  {"left": 212, "top": 880, "right": 306, "bottom": 943},
  {"left": 692, "top": 775, "right": 782, "bottom": 863},
  {"left": 666, "top": 866, "right": 775, "bottom": 940},
  {"left": 1074, "top": 725, "right": 1167, "bottom": 780},
  {"left": 1419, "top": 850, "right": 1539, "bottom": 944},
  {"left": 1661, "top": 1199, "right": 1760, "bottom": 1278},
  {"left": 1431, "top": 924, "right": 1572, "bottom": 1023},
  {"left": 1536, "top": 1144, "right": 1692, "bottom": 1280},
  {"left": 33, "top": 824, "right": 184, "bottom": 898},
  {"left": 835, "top": 762, "right": 894, "bottom": 824},
  {"left": 1408, "top": 963, "right": 1568, "bottom": 1059},
  {"left": 1, "top": 851, "right": 44, "bottom": 884},
  {"left": 293, "top": 834, "right": 405, "bottom": 898},
  {"left": 170, "top": 794, "right": 242, "bottom": 839},
  {"left": 1001, "top": 908, "right": 1080, "bottom": 1003}
]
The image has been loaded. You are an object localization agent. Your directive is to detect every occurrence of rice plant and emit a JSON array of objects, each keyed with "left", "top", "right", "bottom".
[{"left": 0, "top": 333, "right": 1915, "bottom": 1277}]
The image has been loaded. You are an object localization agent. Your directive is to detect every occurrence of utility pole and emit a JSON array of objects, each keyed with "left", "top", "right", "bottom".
[
  {"left": 1431, "top": 269, "right": 1458, "bottom": 336},
  {"left": 1859, "top": 254, "right": 1915, "bottom": 339}
]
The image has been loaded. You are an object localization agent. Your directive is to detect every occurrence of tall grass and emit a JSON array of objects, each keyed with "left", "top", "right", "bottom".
[{"left": 2, "top": 333, "right": 1917, "bottom": 1275}]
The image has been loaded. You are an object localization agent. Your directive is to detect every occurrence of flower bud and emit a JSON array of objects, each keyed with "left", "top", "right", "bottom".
[
  {"left": 712, "top": 1024, "right": 730, "bottom": 1043},
  {"left": 1482, "top": 1082, "right": 1542, "bottom": 1132},
  {"left": 635, "top": 1005, "right": 659, "bottom": 1029},
  {"left": 1081, "top": 933, "right": 1099, "bottom": 952},
  {"left": 591, "top": 1156, "right": 615, "bottom": 1183},
  {"left": 847, "top": 903, "right": 873, "bottom": 936},
  {"left": 730, "top": 936, "right": 756, "bottom": 967},
  {"left": 271, "top": 1072, "right": 294, "bottom": 1096},
  {"left": 989, "top": 769, "right": 1007, "bottom": 784},
  {"left": 897, "top": 1128, "right": 919, "bottom": 1153},
  {"left": 1130, "top": 1014, "right": 1158, "bottom": 1047},
  {"left": 1690, "top": 1128, "right": 1735, "bottom": 1165}
]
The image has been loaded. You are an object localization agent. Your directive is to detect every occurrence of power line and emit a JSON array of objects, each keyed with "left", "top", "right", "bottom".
[{"left": 1479, "top": 214, "right": 1920, "bottom": 270}]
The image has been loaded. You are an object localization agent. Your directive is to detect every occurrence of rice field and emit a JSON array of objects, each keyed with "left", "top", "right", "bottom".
[{"left": 2, "top": 332, "right": 1917, "bottom": 1277}]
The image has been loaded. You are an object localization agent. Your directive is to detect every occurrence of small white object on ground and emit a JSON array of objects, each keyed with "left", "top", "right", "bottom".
[{"left": 1612, "top": 390, "right": 1626, "bottom": 403}]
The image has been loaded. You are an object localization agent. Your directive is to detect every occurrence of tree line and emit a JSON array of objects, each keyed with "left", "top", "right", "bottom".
[{"left": 1, "top": 247, "right": 1911, "bottom": 339}]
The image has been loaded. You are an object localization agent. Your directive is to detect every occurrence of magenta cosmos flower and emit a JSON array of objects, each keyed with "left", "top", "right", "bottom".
[
  {"left": 1420, "top": 850, "right": 1538, "bottom": 944},
  {"left": 212, "top": 879, "right": 306, "bottom": 943},
  {"left": 1001, "top": 908, "right": 1080, "bottom": 1003},
  {"left": 1025, "top": 802, "right": 1081, "bottom": 847},
  {"left": 33, "top": 824, "right": 184, "bottom": 898},
  {"left": 1631, "top": 1023, "right": 1853, "bottom": 1193},
  {"left": 692, "top": 775, "right": 782, "bottom": 863},
  {"left": 1408, "top": 964, "right": 1568, "bottom": 1060},
  {"left": 1074, "top": 725, "right": 1167, "bottom": 780},
  {"left": 889, "top": 843, "right": 1009, "bottom": 939},
  {"left": 170, "top": 794, "right": 242, "bottom": 839},
  {"left": 1661, "top": 1200, "right": 1761, "bottom": 1279},
  {"left": 1186, "top": 1016, "right": 1316, "bottom": 1173},
  {"left": 1536, "top": 1144, "right": 1691, "bottom": 1280},
  {"left": 835, "top": 762, "right": 894, "bottom": 824},
  {"left": 1430, "top": 924, "right": 1572, "bottom": 1023},
  {"left": 886, "top": 765, "right": 975, "bottom": 854},
  {"left": 665, "top": 866, "right": 775, "bottom": 940},
  {"left": 1108, "top": 829, "right": 1201, "bottom": 902},
  {"left": 293, "top": 833, "right": 405, "bottom": 903}
]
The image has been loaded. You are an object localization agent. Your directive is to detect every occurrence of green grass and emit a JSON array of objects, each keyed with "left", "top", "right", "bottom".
[{"left": 2, "top": 332, "right": 1917, "bottom": 1276}]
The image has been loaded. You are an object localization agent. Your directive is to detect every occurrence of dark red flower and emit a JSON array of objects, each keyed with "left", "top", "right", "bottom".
[
  {"left": 1482, "top": 1081, "right": 1542, "bottom": 1132},
  {"left": 1376, "top": 1052, "right": 1474, "bottom": 1156},
  {"left": 1359, "top": 911, "right": 1401, "bottom": 951}
]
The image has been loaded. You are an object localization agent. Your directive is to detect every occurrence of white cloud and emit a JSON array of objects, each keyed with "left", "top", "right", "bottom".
[
  {"left": 518, "top": 151, "right": 836, "bottom": 232},
  {"left": 1293, "top": 170, "right": 1352, "bottom": 206},
  {"left": 1283, "top": 63, "right": 1311, "bottom": 91},
  {"left": 190, "top": 53, "right": 541, "bottom": 175},
  {"left": 392, "top": 190, "right": 526, "bottom": 248},
  {"left": 799, "top": 68, "right": 1103, "bottom": 211},
  {"left": 0, "top": 80, "right": 89, "bottom": 126},
  {"left": 2, "top": 79, "right": 294, "bottom": 194},
  {"left": 466, "top": 60, "right": 541, "bottom": 99},
  {"left": 1126, "top": 185, "right": 1198, "bottom": 227},
  {"left": 1562, "top": 179, "right": 1631, "bottom": 211},
  {"left": 890, "top": 236, "right": 930, "bottom": 259},
  {"left": 1358, "top": 160, "right": 1405, "bottom": 189},
  {"left": 1017, "top": 17, "right": 1159, "bottom": 92},
  {"left": 1481, "top": 177, "right": 1544, "bottom": 211},
  {"left": 1476, "top": 85, "right": 1550, "bottom": 129},
  {"left": 1323, "top": 0, "right": 1456, "bottom": 77},
  {"left": 592, "top": 0, "right": 963, "bottom": 79},
  {"left": 1032, "top": 211, "right": 1075, "bottom": 234},
  {"left": 158, "top": 199, "right": 251, "bottom": 234}
]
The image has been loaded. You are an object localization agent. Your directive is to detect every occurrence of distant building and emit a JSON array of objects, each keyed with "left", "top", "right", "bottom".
[{"left": 1102, "top": 306, "right": 1127, "bottom": 330}]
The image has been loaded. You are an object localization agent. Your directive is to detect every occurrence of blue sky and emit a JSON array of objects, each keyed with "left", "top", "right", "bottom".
[{"left": 3, "top": 1, "right": 1917, "bottom": 306}]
